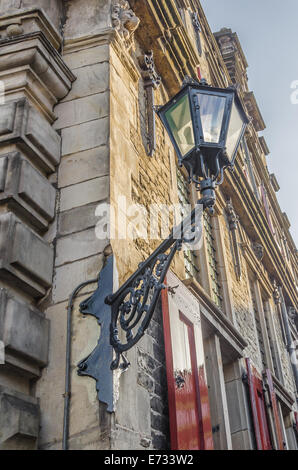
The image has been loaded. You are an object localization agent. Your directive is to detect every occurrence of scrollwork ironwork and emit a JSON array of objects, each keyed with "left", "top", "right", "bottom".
[
  {"left": 77, "top": 200, "right": 206, "bottom": 408},
  {"left": 139, "top": 51, "right": 161, "bottom": 157},
  {"left": 105, "top": 201, "right": 204, "bottom": 370}
]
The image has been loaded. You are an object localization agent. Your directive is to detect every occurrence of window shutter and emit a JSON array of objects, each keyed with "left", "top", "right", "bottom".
[
  {"left": 265, "top": 369, "right": 284, "bottom": 449},
  {"left": 246, "top": 358, "right": 272, "bottom": 450},
  {"left": 246, "top": 358, "right": 263, "bottom": 449}
]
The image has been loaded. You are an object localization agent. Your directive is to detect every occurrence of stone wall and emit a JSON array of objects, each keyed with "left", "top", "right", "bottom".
[
  {"left": 0, "top": 6, "right": 74, "bottom": 449},
  {"left": 35, "top": 1, "right": 112, "bottom": 449}
]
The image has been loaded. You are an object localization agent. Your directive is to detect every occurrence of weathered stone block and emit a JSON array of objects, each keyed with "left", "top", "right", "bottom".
[
  {"left": 60, "top": 176, "right": 109, "bottom": 212},
  {"left": 61, "top": 117, "right": 109, "bottom": 156},
  {"left": 61, "top": 63, "right": 109, "bottom": 102},
  {"left": 54, "top": 93, "right": 109, "bottom": 130},
  {"left": 0, "top": 102, "right": 16, "bottom": 135},
  {"left": 58, "top": 146, "right": 109, "bottom": 188},
  {"left": 53, "top": 255, "right": 103, "bottom": 303},
  {"left": 63, "top": 44, "right": 109, "bottom": 70},
  {"left": 58, "top": 203, "right": 99, "bottom": 236},
  {"left": 0, "top": 289, "right": 49, "bottom": 370},
  {"left": 0, "top": 212, "right": 54, "bottom": 297},
  {"left": 63, "top": 0, "right": 113, "bottom": 40},
  {"left": 0, "top": 99, "right": 61, "bottom": 173},
  {"left": 0, "top": 152, "right": 56, "bottom": 230},
  {"left": 0, "top": 7, "right": 63, "bottom": 50},
  {"left": 0, "top": 386, "right": 39, "bottom": 449},
  {"left": 55, "top": 228, "right": 108, "bottom": 266}
]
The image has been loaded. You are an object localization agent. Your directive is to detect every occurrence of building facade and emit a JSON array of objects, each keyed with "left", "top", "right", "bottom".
[{"left": 0, "top": 0, "right": 297, "bottom": 450}]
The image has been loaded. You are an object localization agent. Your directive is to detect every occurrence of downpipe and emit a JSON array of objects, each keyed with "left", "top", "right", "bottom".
[{"left": 62, "top": 278, "right": 98, "bottom": 450}]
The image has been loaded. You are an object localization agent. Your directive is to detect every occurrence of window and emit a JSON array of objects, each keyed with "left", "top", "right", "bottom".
[
  {"left": 204, "top": 212, "right": 223, "bottom": 309},
  {"left": 262, "top": 299, "right": 280, "bottom": 380},
  {"left": 249, "top": 278, "right": 267, "bottom": 369},
  {"left": 177, "top": 168, "right": 200, "bottom": 282}
]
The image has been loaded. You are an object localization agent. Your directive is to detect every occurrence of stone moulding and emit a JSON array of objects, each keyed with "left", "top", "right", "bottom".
[
  {"left": 0, "top": 212, "right": 54, "bottom": 298},
  {"left": 0, "top": 98, "right": 61, "bottom": 174},
  {"left": 0, "top": 32, "right": 76, "bottom": 122},
  {"left": 0, "top": 151, "right": 56, "bottom": 231},
  {"left": 0, "top": 7, "right": 62, "bottom": 51},
  {"left": 63, "top": 27, "right": 117, "bottom": 54}
]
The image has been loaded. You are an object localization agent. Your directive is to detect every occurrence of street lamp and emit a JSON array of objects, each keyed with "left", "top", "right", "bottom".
[
  {"left": 76, "top": 78, "right": 249, "bottom": 412},
  {"left": 157, "top": 77, "right": 249, "bottom": 212}
]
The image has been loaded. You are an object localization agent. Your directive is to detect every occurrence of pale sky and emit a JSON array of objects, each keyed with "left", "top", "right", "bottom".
[{"left": 201, "top": 0, "right": 298, "bottom": 247}]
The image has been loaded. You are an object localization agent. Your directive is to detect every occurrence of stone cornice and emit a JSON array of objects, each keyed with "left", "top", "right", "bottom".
[
  {"left": 0, "top": 32, "right": 75, "bottom": 90},
  {"left": 0, "top": 32, "right": 75, "bottom": 121},
  {"left": 223, "top": 159, "right": 298, "bottom": 310},
  {"left": 130, "top": 0, "right": 200, "bottom": 94},
  {"left": 0, "top": 7, "right": 62, "bottom": 50},
  {"left": 244, "top": 91, "right": 266, "bottom": 132},
  {"left": 63, "top": 27, "right": 117, "bottom": 54},
  {"left": 248, "top": 130, "right": 297, "bottom": 255}
]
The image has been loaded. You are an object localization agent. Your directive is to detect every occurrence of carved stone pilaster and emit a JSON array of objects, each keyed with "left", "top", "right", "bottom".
[
  {"left": 226, "top": 198, "right": 241, "bottom": 281},
  {"left": 112, "top": 0, "right": 140, "bottom": 51},
  {"left": 139, "top": 50, "right": 161, "bottom": 157},
  {"left": 192, "top": 12, "right": 202, "bottom": 56}
]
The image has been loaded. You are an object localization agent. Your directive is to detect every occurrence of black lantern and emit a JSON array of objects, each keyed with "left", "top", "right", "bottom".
[{"left": 156, "top": 78, "right": 249, "bottom": 200}]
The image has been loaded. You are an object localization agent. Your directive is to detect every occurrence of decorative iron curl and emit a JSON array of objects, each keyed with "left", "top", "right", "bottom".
[
  {"left": 105, "top": 202, "right": 205, "bottom": 371},
  {"left": 108, "top": 243, "right": 179, "bottom": 370}
]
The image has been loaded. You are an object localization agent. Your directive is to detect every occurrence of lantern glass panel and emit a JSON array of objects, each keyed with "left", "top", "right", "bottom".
[
  {"left": 226, "top": 101, "right": 243, "bottom": 161},
  {"left": 196, "top": 93, "right": 226, "bottom": 143},
  {"left": 165, "top": 94, "right": 195, "bottom": 157}
]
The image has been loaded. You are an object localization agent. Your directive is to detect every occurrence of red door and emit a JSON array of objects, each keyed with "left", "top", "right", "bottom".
[{"left": 162, "top": 273, "right": 213, "bottom": 450}]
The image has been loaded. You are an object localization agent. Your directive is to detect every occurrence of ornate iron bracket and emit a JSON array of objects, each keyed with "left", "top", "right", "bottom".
[
  {"left": 105, "top": 202, "right": 204, "bottom": 371},
  {"left": 77, "top": 256, "right": 114, "bottom": 412},
  {"left": 139, "top": 51, "right": 161, "bottom": 157},
  {"left": 77, "top": 201, "right": 205, "bottom": 410}
]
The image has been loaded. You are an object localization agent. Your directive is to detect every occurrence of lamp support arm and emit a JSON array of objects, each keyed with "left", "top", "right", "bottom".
[{"left": 78, "top": 196, "right": 210, "bottom": 375}]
